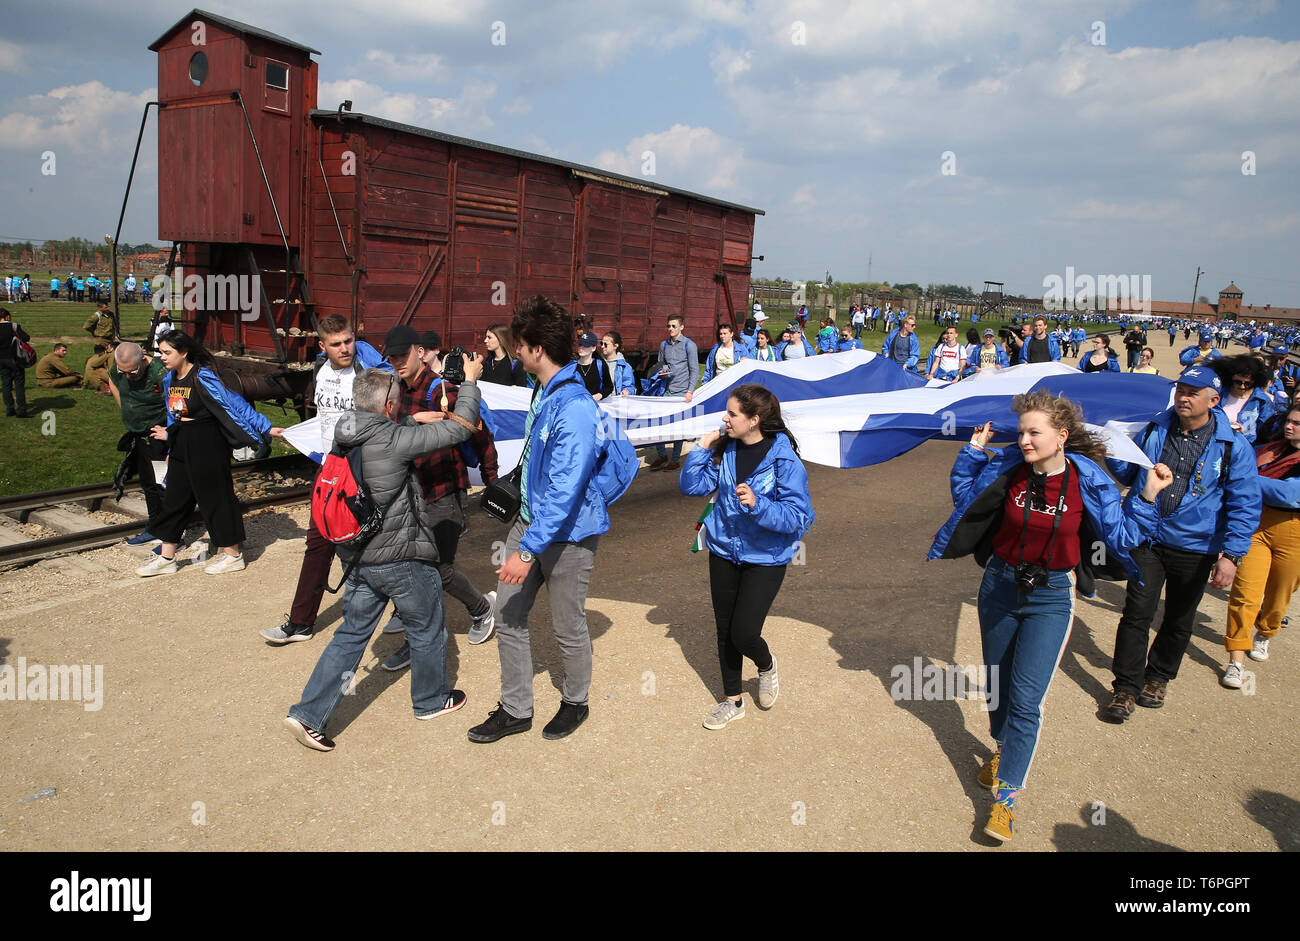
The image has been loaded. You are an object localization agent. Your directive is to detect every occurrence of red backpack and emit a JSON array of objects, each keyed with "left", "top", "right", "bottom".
[{"left": 310, "top": 446, "right": 393, "bottom": 592}]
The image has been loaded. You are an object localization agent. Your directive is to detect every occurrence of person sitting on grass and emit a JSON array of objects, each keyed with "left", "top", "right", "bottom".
[{"left": 35, "top": 343, "right": 84, "bottom": 389}]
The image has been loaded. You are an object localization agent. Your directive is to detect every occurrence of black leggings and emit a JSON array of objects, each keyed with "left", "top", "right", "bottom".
[
  {"left": 152, "top": 421, "right": 245, "bottom": 548},
  {"left": 709, "top": 552, "right": 786, "bottom": 698}
]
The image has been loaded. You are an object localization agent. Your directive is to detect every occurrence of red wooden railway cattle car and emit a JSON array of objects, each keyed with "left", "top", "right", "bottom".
[{"left": 149, "top": 9, "right": 763, "bottom": 372}]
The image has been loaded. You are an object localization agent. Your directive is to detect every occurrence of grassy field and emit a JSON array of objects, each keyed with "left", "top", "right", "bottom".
[{"left": 0, "top": 300, "right": 301, "bottom": 496}]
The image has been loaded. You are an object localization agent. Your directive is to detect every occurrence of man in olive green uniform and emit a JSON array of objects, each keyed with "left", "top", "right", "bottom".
[
  {"left": 109, "top": 341, "right": 169, "bottom": 544},
  {"left": 83, "top": 302, "right": 116, "bottom": 342},
  {"left": 35, "top": 344, "right": 84, "bottom": 388},
  {"left": 84, "top": 343, "right": 115, "bottom": 392}
]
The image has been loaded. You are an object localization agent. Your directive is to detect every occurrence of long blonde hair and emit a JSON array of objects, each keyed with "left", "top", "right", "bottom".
[{"left": 1010, "top": 390, "right": 1109, "bottom": 464}]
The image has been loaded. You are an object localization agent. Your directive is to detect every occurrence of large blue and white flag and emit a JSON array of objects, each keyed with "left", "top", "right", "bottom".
[
  {"left": 279, "top": 352, "right": 1171, "bottom": 473},
  {"left": 475, "top": 351, "right": 1172, "bottom": 472}
]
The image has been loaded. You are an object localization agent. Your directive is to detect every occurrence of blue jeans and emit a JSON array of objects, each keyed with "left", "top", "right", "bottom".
[
  {"left": 977, "top": 556, "right": 1076, "bottom": 789},
  {"left": 656, "top": 440, "right": 683, "bottom": 461},
  {"left": 289, "top": 559, "right": 449, "bottom": 731}
]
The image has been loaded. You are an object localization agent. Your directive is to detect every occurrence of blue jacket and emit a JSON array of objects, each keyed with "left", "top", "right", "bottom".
[
  {"left": 881, "top": 328, "right": 921, "bottom": 370},
  {"left": 702, "top": 341, "right": 754, "bottom": 384},
  {"left": 737, "top": 330, "right": 758, "bottom": 354},
  {"left": 964, "top": 343, "right": 1010, "bottom": 376},
  {"left": 815, "top": 327, "right": 838, "bottom": 354},
  {"left": 1258, "top": 459, "right": 1300, "bottom": 510},
  {"left": 1077, "top": 351, "right": 1121, "bottom": 372},
  {"left": 1179, "top": 344, "right": 1221, "bottom": 366},
  {"left": 928, "top": 445, "right": 1159, "bottom": 591},
  {"left": 1228, "top": 388, "right": 1278, "bottom": 444},
  {"left": 610, "top": 356, "right": 636, "bottom": 395},
  {"left": 680, "top": 432, "right": 814, "bottom": 565},
  {"left": 775, "top": 335, "right": 816, "bottom": 360},
  {"left": 519, "top": 361, "right": 611, "bottom": 556},
  {"left": 162, "top": 365, "right": 272, "bottom": 450},
  {"left": 1107, "top": 408, "right": 1260, "bottom": 557},
  {"left": 1017, "top": 333, "right": 1062, "bottom": 364},
  {"left": 835, "top": 337, "right": 863, "bottom": 352}
]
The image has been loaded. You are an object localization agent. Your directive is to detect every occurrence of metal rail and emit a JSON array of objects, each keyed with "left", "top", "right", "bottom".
[
  {"left": 0, "top": 486, "right": 312, "bottom": 568},
  {"left": 0, "top": 455, "right": 315, "bottom": 517}
]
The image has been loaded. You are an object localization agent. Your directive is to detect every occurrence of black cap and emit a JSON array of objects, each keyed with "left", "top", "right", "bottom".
[
  {"left": 419, "top": 330, "right": 442, "bottom": 350},
  {"left": 384, "top": 324, "right": 420, "bottom": 357}
]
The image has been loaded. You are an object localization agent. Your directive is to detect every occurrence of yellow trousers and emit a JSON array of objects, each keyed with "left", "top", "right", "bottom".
[{"left": 1225, "top": 506, "right": 1300, "bottom": 651}]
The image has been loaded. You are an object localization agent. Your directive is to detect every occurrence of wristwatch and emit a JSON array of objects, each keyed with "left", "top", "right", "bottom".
[
  {"left": 518, "top": 550, "right": 535, "bottom": 563},
  {"left": 1221, "top": 552, "right": 1242, "bottom": 566}
]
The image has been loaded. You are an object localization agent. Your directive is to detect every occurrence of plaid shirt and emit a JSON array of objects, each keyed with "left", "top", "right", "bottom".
[{"left": 396, "top": 368, "right": 499, "bottom": 502}]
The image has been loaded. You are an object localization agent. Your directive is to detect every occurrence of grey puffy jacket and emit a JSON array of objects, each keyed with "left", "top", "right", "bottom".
[{"left": 332, "top": 382, "right": 481, "bottom": 566}]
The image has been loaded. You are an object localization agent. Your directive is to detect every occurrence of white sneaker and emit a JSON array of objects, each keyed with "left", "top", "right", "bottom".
[
  {"left": 1220, "top": 661, "right": 1244, "bottom": 689},
  {"left": 136, "top": 554, "right": 178, "bottom": 577},
  {"left": 758, "top": 655, "right": 780, "bottom": 709},
  {"left": 204, "top": 552, "right": 245, "bottom": 575},
  {"left": 703, "top": 699, "right": 745, "bottom": 730},
  {"left": 1248, "top": 634, "right": 1270, "bottom": 662}
]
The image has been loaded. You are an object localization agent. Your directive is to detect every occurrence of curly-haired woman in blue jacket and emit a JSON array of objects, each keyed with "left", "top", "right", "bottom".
[
  {"left": 681, "top": 384, "right": 814, "bottom": 731},
  {"left": 929, "top": 391, "right": 1172, "bottom": 842}
]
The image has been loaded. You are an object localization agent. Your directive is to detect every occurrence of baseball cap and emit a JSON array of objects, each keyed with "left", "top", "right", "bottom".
[
  {"left": 1270, "top": 344, "right": 1289, "bottom": 357},
  {"left": 752, "top": 302, "right": 763, "bottom": 312},
  {"left": 577, "top": 331, "right": 599, "bottom": 348},
  {"left": 1199, "top": 329, "right": 1213, "bottom": 340},
  {"left": 983, "top": 328, "right": 996, "bottom": 337},
  {"left": 1177, "top": 366, "right": 1222, "bottom": 392},
  {"left": 754, "top": 311, "right": 768, "bottom": 322},
  {"left": 384, "top": 324, "right": 420, "bottom": 357},
  {"left": 418, "top": 331, "right": 442, "bottom": 351}
]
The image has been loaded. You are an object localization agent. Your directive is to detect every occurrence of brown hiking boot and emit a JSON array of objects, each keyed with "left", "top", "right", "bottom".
[
  {"left": 1136, "top": 679, "right": 1168, "bottom": 708},
  {"left": 1101, "top": 690, "right": 1137, "bottom": 724},
  {"left": 646, "top": 455, "right": 668, "bottom": 470}
]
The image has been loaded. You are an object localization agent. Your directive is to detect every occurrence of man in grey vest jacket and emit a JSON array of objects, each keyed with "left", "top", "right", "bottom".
[{"left": 285, "top": 359, "right": 484, "bottom": 751}]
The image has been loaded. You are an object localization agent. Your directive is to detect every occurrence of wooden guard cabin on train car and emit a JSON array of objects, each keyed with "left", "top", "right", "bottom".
[{"left": 145, "top": 9, "right": 762, "bottom": 406}]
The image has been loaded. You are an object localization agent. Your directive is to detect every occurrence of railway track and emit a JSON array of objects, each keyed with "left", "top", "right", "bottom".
[{"left": 0, "top": 455, "right": 316, "bottom": 568}]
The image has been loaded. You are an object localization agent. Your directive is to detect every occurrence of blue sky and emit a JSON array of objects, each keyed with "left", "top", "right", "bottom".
[{"left": 2, "top": 0, "right": 1298, "bottom": 306}]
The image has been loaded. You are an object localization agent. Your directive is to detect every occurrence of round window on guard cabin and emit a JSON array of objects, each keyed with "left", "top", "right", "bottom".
[{"left": 188, "top": 51, "right": 208, "bottom": 86}]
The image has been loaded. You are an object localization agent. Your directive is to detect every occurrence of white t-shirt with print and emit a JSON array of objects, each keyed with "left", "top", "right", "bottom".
[{"left": 314, "top": 362, "right": 357, "bottom": 451}]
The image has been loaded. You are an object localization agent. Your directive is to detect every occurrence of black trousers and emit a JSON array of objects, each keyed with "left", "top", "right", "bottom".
[
  {"left": 709, "top": 552, "right": 785, "bottom": 698},
  {"left": 152, "top": 421, "right": 245, "bottom": 548},
  {"left": 0, "top": 360, "right": 28, "bottom": 415},
  {"left": 130, "top": 432, "right": 170, "bottom": 526},
  {"left": 1112, "top": 543, "right": 1217, "bottom": 694}
]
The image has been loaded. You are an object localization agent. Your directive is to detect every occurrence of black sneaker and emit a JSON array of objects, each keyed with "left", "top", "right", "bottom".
[
  {"left": 542, "top": 700, "right": 589, "bottom": 740},
  {"left": 467, "top": 702, "right": 532, "bottom": 743},
  {"left": 261, "top": 617, "right": 314, "bottom": 645},
  {"left": 284, "top": 715, "right": 335, "bottom": 751},
  {"left": 416, "top": 689, "right": 467, "bottom": 720}
]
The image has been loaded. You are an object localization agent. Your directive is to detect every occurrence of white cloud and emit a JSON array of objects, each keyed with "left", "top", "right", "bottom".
[
  {"left": 0, "top": 38, "right": 21, "bottom": 73},
  {"left": 592, "top": 123, "right": 745, "bottom": 193},
  {"left": 318, "top": 78, "right": 497, "bottom": 137},
  {"left": 360, "top": 49, "right": 446, "bottom": 82}
]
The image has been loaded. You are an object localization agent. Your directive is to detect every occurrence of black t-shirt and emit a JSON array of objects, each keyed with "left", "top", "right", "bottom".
[
  {"left": 0, "top": 321, "right": 30, "bottom": 364},
  {"left": 166, "top": 368, "right": 214, "bottom": 423},
  {"left": 735, "top": 435, "right": 776, "bottom": 484},
  {"left": 575, "top": 358, "right": 613, "bottom": 398},
  {"left": 1026, "top": 336, "right": 1051, "bottom": 363},
  {"left": 482, "top": 354, "right": 528, "bottom": 386}
]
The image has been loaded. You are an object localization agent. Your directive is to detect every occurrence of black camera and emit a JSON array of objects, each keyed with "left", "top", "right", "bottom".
[
  {"left": 441, "top": 346, "right": 470, "bottom": 384},
  {"left": 1014, "top": 562, "right": 1050, "bottom": 594},
  {"left": 998, "top": 328, "right": 1014, "bottom": 341}
]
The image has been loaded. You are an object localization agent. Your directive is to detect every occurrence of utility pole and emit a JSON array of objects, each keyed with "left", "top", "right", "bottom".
[
  {"left": 1189, "top": 266, "right": 1203, "bottom": 325},
  {"left": 867, "top": 252, "right": 872, "bottom": 284}
]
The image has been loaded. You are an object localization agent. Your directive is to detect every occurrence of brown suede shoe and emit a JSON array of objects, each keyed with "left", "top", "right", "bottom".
[
  {"left": 1101, "top": 690, "right": 1137, "bottom": 724},
  {"left": 646, "top": 455, "right": 668, "bottom": 470},
  {"left": 663, "top": 460, "right": 682, "bottom": 471},
  {"left": 1136, "top": 679, "right": 1168, "bottom": 709}
]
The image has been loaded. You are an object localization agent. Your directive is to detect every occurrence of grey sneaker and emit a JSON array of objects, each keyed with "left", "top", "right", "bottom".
[
  {"left": 1248, "top": 634, "right": 1270, "bottom": 662},
  {"left": 382, "top": 641, "right": 411, "bottom": 672},
  {"left": 758, "top": 655, "right": 779, "bottom": 709},
  {"left": 1220, "top": 661, "right": 1244, "bottom": 689},
  {"left": 703, "top": 699, "right": 745, "bottom": 730},
  {"left": 468, "top": 590, "right": 497, "bottom": 645}
]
